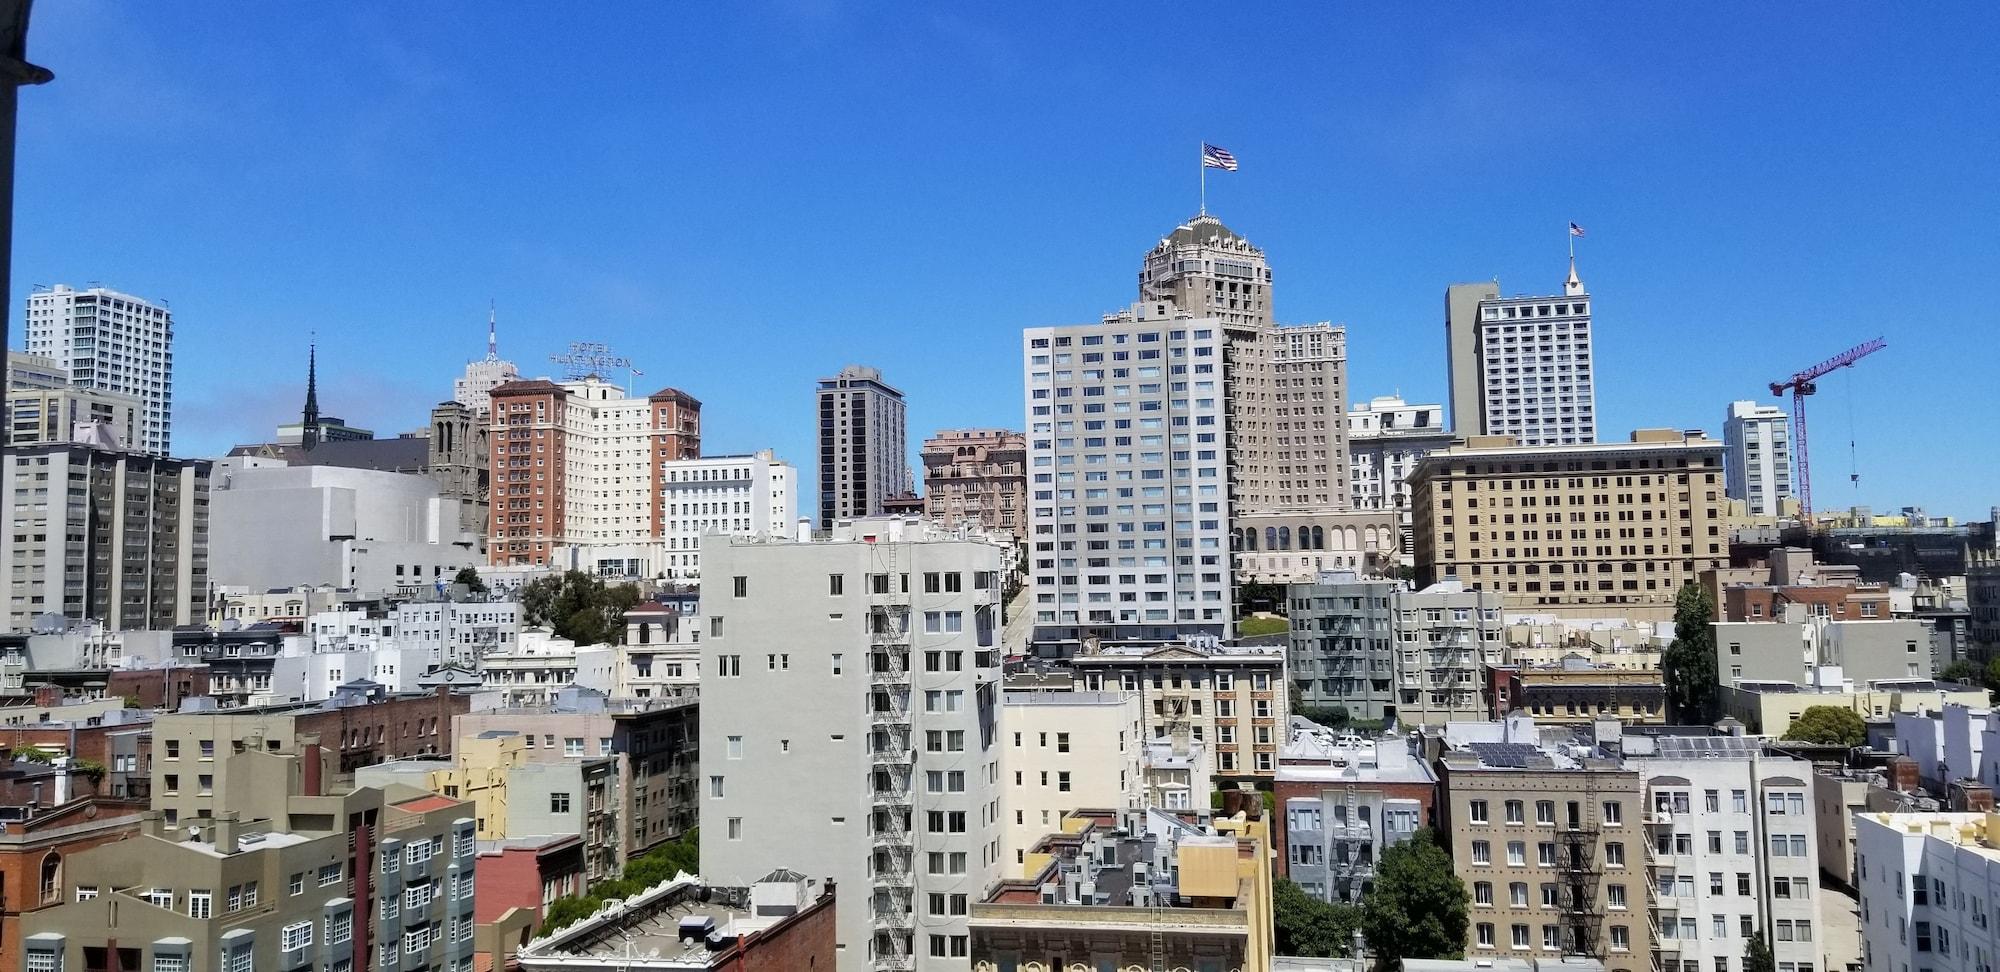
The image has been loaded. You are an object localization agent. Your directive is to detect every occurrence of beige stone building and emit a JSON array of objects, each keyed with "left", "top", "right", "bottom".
[
  {"left": 919, "top": 428, "right": 1026, "bottom": 535},
  {"left": 1136, "top": 214, "right": 1354, "bottom": 582},
  {"left": 1065, "top": 641, "right": 1287, "bottom": 788},
  {"left": 1409, "top": 429, "right": 1728, "bottom": 621},
  {"left": 1436, "top": 727, "right": 1646, "bottom": 972}
]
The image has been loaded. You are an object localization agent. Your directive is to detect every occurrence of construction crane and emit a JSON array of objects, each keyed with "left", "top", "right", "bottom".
[{"left": 1768, "top": 338, "right": 1886, "bottom": 523}]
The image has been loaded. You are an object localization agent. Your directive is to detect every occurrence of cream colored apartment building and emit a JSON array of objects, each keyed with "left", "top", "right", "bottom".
[
  {"left": 997, "top": 691, "right": 1142, "bottom": 873},
  {"left": 1410, "top": 429, "right": 1727, "bottom": 621}
]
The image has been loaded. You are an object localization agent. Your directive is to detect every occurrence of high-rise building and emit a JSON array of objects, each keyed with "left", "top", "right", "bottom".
[
  {"left": 1409, "top": 429, "right": 1728, "bottom": 620},
  {"left": 920, "top": 429, "right": 1027, "bottom": 536},
  {"left": 23, "top": 284, "right": 175, "bottom": 455},
  {"left": 1023, "top": 303, "right": 1232, "bottom": 649},
  {"left": 2, "top": 443, "right": 210, "bottom": 631},
  {"left": 1444, "top": 264, "right": 1597, "bottom": 446},
  {"left": 486, "top": 377, "right": 701, "bottom": 568},
  {"left": 1722, "top": 400, "right": 1794, "bottom": 517},
  {"left": 816, "top": 365, "right": 907, "bottom": 528},
  {"left": 453, "top": 306, "right": 520, "bottom": 416},
  {"left": 1137, "top": 215, "right": 1356, "bottom": 582},
  {"left": 1347, "top": 394, "right": 1457, "bottom": 566},
  {"left": 698, "top": 519, "right": 1005, "bottom": 972},
  {"left": 6, "top": 380, "right": 141, "bottom": 450}
]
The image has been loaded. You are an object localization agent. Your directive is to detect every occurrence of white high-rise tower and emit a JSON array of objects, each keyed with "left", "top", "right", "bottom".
[
  {"left": 1723, "top": 400, "right": 1794, "bottom": 516},
  {"left": 23, "top": 284, "right": 175, "bottom": 455}
]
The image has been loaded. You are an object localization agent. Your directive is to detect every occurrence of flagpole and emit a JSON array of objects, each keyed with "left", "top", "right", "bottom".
[
  {"left": 1568, "top": 223, "right": 1575, "bottom": 263},
  {"left": 1199, "top": 142, "right": 1206, "bottom": 216}
]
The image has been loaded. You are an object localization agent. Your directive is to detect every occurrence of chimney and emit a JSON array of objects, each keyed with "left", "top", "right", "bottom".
[
  {"left": 301, "top": 734, "right": 324, "bottom": 797},
  {"left": 1889, "top": 755, "right": 1921, "bottom": 794},
  {"left": 32, "top": 684, "right": 60, "bottom": 707},
  {"left": 1954, "top": 781, "right": 1995, "bottom": 813},
  {"left": 213, "top": 811, "right": 241, "bottom": 854}
]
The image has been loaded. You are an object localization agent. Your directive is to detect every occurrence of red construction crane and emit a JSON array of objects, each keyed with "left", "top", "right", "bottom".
[{"left": 1769, "top": 337, "right": 1886, "bottom": 523}]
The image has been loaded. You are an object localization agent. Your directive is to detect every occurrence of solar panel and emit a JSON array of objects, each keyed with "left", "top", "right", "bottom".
[{"left": 1467, "top": 742, "right": 1541, "bottom": 768}]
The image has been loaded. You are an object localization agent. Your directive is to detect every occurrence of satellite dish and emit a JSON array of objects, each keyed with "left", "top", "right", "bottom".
[{"left": 186, "top": 826, "right": 202, "bottom": 841}]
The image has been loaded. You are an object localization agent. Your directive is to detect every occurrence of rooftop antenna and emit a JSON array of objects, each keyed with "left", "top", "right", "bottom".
[{"left": 486, "top": 301, "right": 498, "bottom": 360}]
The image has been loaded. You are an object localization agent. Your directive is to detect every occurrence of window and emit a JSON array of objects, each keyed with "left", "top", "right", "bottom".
[
  {"left": 564, "top": 737, "right": 584, "bottom": 756},
  {"left": 1472, "top": 840, "right": 1491, "bottom": 865},
  {"left": 243, "top": 882, "right": 258, "bottom": 907},
  {"left": 1477, "top": 924, "right": 1496, "bottom": 948},
  {"left": 1507, "top": 841, "right": 1526, "bottom": 866},
  {"left": 1602, "top": 800, "right": 1622, "bottom": 824},
  {"left": 727, "top": 735, "right": 743, "bottom": 759},
  {"left": 1605, "top": 842, "right": 1625, "bottom": 866},
  {"left": 1470, "top": 800, "right": 1490, "bottom": 824},
  {"left": 710, "top": 775, "right": 725, "bottom": 798},
  {"left": 1475, "top": 881, "right": 1494, "bottom": 905},
  {"left": 550, "top": 792, "right": 572, "bottom": 813},
  {"left": 329, "top": 910, "right": 353, "bottom": 944},
  {"left": 1511, "top": 924, "right": 1530, "bottom": 949},
  {"left": 732, "top": 576, "right": 747, "bottom": 598},
  {"left": 1607, "top": 884, "right": 1627, "bottom": 909},
  {"left": 1506, "top": 800, "right": 1525, "bottom": 824},
  {"left": 829, "top": 574, "right": 844, "bottom": 595},
  {"left": 1535, "top": 800, "right": 1555, "bottom": 825},
  {"left": 290, "top": 872, "right": 305, "bottom": 896},
  {"left": 319, "top": 864, "right": 342, "bottom": 887},
  {"left": 1510, "top": 882, "right": 1529, "bottom": 907},
  {"left": 189, "top": 891, "right": 212, "bottom": 919},
  {"left": 25, "top": 951, "right": 57, "bottom": 972},
  {"left": 727, "top": 817, "right": 743, "bottom": 840},
  {"left": 154, "top": 956, "right": 185, "bottom": 972},
  {"left": 226, "top": 944, "right": 252, "bottom": 972},
  {"left": 283, "top": 920, "right": 315, "bottom": 952},
  {"left": 1610, "top": 925, "right": 1630, "bottom": 951}
]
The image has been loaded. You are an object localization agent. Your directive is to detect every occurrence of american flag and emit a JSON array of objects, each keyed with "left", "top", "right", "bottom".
[
  {"left": 1202, "top": 143, "right": 1238, "bottom": 171},
  {"left": 1569, "top": 222, "right": 1587, "bottom": 238}
]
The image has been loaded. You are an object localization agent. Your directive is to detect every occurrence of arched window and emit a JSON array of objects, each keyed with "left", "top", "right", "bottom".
[
  {"left": 1278, "top": 527, "right": 1292, "bottom": 551},
  {"left": 40, "top": 851, "right": 61, "bottom": 904},
  {"left": 1244, "top": 529, "right": 1257, "bottom": 551},
  {"left": 1311, "top": 526, "right": 1326, "bottom": 550},
  {"left": 1265, "top": 527, "right": 1278, "bottom": 551}
]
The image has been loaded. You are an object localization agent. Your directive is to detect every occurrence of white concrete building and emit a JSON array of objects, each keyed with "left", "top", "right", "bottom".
[
  {"left": 998, "top": 691, "right": 1143, "bottom": 870},
  {"left": 1855, "top": 812, "right": 2000, "bottom": 972},
  {"left": 619, "top": 602, "right": 700, "bottom": 700},
  {"left": 1023, "top": 302, "right": 1232, "bottom": 650},
  {"left": 1347, "top": 395, "right": 1456, "bottom": 565},
  {"left": 2, "top": 444, "right": 210, "bottom": 631},
  {"left": 1724, "top": 400, "right": 1795, "bottom": 518},
  {"left": 1891, "top": 703, "right": 1996, "bottom": 794},
  {"left": 1444, "top": 267, "right": 1597, "bottom": 446},
  {"left": 208, "top": 461, "right": 479, "bottom": 597},
  {"left": 22, "top": 284, "right": 176, "bottom": 455},
  {"left": 699, "top": 518, "right": 1007, "bottom": 972},
  {"left": 392, "top": 599, "right": 523, "bottom": 667},
  {"left": 657, "top": 450, "right": 797, "bottom": 579},
  {"left": 481, "top": 629, "right": 617, "bottom": 707},
  {"left": 817, "top": 365, "right": 909, "bottom": 528},
  {"left": 1623, "top": 734, "right": 1822, "bottom": 972}
]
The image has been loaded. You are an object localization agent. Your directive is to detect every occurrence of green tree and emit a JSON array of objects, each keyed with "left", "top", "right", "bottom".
[
  {"left": 1663, "top": 583, "right": 1718, "bottom": 723},
  {"left": 1781, "top": 705, "right": 1866, "bottom": 747},
  {"left": 453, "top": 566, "right": 489, "bottom": 594},
  {"left": 1744, "top": 930, "right": 1776, "bottom": 972},
  {"left": 520, "top": 570, "right": 642, "bottom": 645},
  {"left": 1274, "top": 878, "right": 1363, "bottom": 957},
  {"left": 1237, "top": 581, "right": 1286, "bottom": 615},
  {"left": 1362, "top": 828, "right": 1468, "bottom": 966},
  {"left": 1985, "top": 657, "right": 2000, "bottom": 693},
  {"left": 1298, "top": 705, "right": 1352, "bottom": 731},
  {"left": 535, "top": 829, "right": 701, "bottom": 937}
]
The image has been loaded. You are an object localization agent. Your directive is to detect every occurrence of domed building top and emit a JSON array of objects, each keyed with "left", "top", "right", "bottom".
[{"left": 1151, "top": 212, "right": 1262, "bottom": 256}]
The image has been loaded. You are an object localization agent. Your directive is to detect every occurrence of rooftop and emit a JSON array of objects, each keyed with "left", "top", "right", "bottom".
[{"left": 520, "top": 873, "right": 824, "bottom": 970}]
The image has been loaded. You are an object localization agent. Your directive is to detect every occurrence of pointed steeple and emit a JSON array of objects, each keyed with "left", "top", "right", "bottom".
[
  {"left": 1564, "top": 256, "right": 1585, "bottom": 297},
  {"left": 487, "top": 301, "right": 498, "bottom": 360},
  {"left": 301, "top": 339, "right": 322, "bottom": 450}
]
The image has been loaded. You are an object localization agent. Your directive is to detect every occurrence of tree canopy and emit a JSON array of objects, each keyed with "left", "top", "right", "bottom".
[
  {"left": 1274, "top": 879, "right": 1363, "bottom": 957},
  {"left": 537, "top": 829, "right": 700, "bottom": 937},
  {"left": 1663, "top": 583, "right": 1718, "bottom": 723},
  {"left": 453, "top": 566, "right": 489, "bottom": 594},
  {"left": 1361, "top": 828, "right": 1468, "bottom": 967},
  {"left": 1781, "top": 705, "right": 1866, "bottom": 747},
  {"left": 519, "top": 570, "right": 642, "bottom": 646},
  {"left": 1297, "top": 706, "right": 1352, "bottom": 731},
  {"left": 1744, "top": 930, "right": 1776, "bottom": 972}
]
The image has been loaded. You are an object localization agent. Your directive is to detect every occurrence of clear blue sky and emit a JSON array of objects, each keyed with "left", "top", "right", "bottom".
[{"left": 13, "top": 3, "right": 1998, "bottom": 517}]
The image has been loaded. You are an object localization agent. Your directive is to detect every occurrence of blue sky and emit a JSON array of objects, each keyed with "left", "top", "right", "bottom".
[{"left": 12, "top": 3, "right": 1998, "bottom": 517}]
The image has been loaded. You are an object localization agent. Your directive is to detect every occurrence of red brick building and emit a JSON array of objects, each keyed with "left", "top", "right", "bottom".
[{"left": 0, "top": 796, "right": 148, "bottom": 972}]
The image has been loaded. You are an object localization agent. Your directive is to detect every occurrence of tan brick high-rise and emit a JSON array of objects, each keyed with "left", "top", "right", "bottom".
[{"left": 1409, "top": 429, "right": 1727, "bottom": 621}]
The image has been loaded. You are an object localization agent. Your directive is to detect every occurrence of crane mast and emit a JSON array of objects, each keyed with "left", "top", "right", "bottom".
[{"left": 1767, "top": 338, "right": 1886, "bottom": 523}]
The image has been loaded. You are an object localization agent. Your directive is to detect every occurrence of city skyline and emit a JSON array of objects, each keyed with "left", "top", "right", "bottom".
[{"left": 8, "top": 4, "right": 1996, "bottom": 517}]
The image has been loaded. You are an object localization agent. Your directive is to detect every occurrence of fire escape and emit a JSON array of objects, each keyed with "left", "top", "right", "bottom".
[
  {"left": 868, "top": 547, "right": 917, "bottom": 972},
  {"left": 1559, "top": 793, "right": 1604, "bottom": 959}
]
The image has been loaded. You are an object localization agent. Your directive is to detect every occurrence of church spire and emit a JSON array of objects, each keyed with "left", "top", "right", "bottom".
[
  {"left": 301, "top": 339, "right": 322, "bottom": 450},
  {"left": 1564, "top": 255, "right": 1585, "bottom": 297}
]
